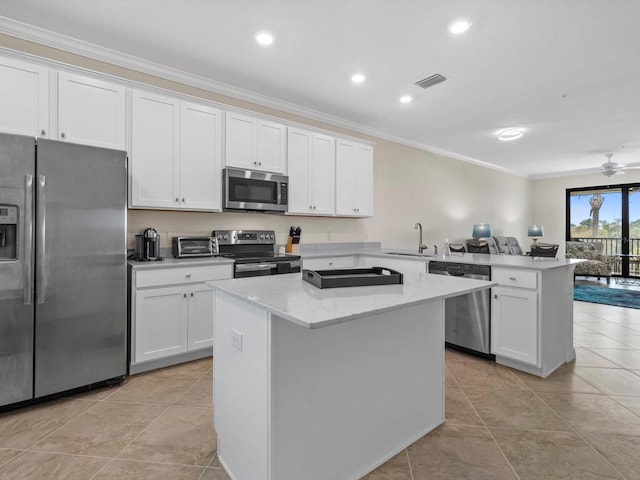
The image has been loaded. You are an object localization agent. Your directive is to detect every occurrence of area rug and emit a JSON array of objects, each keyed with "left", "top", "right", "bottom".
[{"left": 574, "top": 284, "right": 640, "bottom": 309}]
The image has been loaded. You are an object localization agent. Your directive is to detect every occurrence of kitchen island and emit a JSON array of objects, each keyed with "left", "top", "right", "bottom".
[
  {"left": 208, "top": 271, "right": 494, "bottom": 480},
  {"left": 303, "top": 249, "right": 584, "bottom": 378}
]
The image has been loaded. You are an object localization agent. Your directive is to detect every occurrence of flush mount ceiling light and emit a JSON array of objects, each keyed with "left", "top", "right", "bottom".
[
  {"left": 255, "top": 31, "right": 274, "bottom": 46},
  {"left": 351, "top": 73, "right": 366, "bottom": 84},
  {"left": 449, "top": 20, "right": 472, "bottom": 34},
  {"left": 399, "top": 95, "right": 413, "bottom": 104},
  {"left": 497, "top": 128, "right": 524, "bottom": 141}
]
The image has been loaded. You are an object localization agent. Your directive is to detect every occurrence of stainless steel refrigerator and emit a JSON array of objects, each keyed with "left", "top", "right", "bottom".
[{"left": 0, "top": 132, "right": 127, "bottom": 408}]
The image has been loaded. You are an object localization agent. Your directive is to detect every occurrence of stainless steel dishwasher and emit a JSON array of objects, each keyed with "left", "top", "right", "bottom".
[{"left": 428, "top": 261, "right": 493, "bottom": 358}]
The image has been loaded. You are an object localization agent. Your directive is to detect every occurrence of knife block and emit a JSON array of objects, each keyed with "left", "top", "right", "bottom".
[{"left": 286, "top": 235, "right": 300, "bottom": 254}]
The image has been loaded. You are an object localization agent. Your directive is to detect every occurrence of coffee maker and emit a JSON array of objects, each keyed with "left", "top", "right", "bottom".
[{"left": 135, "top": 227, "right": 162, "bottom": 261}]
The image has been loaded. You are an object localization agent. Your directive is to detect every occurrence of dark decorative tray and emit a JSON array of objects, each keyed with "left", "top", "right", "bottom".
[{"left": 302, "top": 267, "right": 404, "bottom": 289}]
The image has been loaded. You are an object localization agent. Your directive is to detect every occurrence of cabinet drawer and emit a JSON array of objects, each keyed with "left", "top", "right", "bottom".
[
  {"left": 492, "top": 268, "right": 537, "bottom": 290},
  {"left": 136, "top": 265, "right": 232, "bottom": 288}
]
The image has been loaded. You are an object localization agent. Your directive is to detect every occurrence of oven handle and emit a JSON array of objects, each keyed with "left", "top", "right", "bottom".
[{"left": 236, "top": 263, "right": 279, "bottom": 272}]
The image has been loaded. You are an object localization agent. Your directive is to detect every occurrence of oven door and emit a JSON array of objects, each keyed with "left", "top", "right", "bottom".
[
  {"left": 235, "top": 262, "right": 278, "bottom": 278},
  {"left": 224, "top": 168, "right": 287, "bottom": 212}
]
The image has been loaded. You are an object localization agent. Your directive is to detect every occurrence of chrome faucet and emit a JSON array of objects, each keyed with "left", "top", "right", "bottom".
[{"left": 415, "top": 222, "right": 428, "bottom": 254}]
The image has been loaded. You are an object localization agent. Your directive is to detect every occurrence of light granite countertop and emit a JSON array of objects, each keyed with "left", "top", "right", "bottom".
[
  {"left": 128, "top": 256, "right": 234, "bottom": 270},
  {"left": 302, "top": 249, "right": 583, "bottom": 271},
  {"left": 208, "top": 271, "right": 495, "bottom": 329}
]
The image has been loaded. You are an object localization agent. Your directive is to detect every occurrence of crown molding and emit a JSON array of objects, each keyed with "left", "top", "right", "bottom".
[{"left": 0, "top": 16, "right": 519, "bottom": 177}]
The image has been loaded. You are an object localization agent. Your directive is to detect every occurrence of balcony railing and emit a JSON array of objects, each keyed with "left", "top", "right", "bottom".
[{"left": 569, "top": 237, "right": 640, "bottom": 277}]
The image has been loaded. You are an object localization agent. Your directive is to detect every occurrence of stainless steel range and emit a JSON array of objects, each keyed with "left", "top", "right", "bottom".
[{"left": 212, "top": 230, "right": 301, "bottom": 278}]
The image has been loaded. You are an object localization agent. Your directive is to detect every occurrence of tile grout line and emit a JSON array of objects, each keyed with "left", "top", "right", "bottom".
[
  {"left": 531, "top": 388, "right": 630, "bottom": 480},
  {"left": 445, "top": 359, "right": 522, "bottom": 480}
]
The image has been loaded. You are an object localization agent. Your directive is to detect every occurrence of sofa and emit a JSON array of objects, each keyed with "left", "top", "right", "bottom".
[{"left": 565, "top": 241, "right": 614, "bottom": 283}]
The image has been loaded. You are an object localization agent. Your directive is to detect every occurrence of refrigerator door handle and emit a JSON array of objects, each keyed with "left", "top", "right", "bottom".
[
  {"left": 24, "top": 174, "right": 34, "bottom": 305},
  {"left": 36, "top": 175, "right": 47, "bottom": 305}
]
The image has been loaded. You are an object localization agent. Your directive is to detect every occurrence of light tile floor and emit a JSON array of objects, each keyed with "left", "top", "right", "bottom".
[{"left": 1, "top": 298, "right": 640, "bottom": 479}]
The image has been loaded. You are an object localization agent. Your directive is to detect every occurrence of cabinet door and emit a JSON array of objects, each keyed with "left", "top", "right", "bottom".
[
  {"left": 335, "top": 139, "right": 357, "bottom": 216},
  {"left": 187, "top": 283, "right": 215, "bottom": 351},
  {"left": 255, "top": 119, "right": 286, "bottom": 173},
  {"left": 225, "top": 112, "right": 256, "bottom": 170},
  {"left": 287, "top": 127, "right": 313, "bottom": 214},
  {"left": 134, "top": 286, "right": 188, "bottom": 363},
  {"left": 225, "top": 112, "right": 286, "bottom": 173},
  {"left": 310, "top": 133, "right": 336, "bottom": 215},
  {"left": 0, "top": 56, "right": 49, "bottom": 138},
  {"left": 491, "top": 286, "right": 538, "bottom": 365},
  {"left": 354, "top": 144, "right": 374, "bottom": 217},
  {"left": 58, "top": 72, "right": 126, "bottom": 149},
  {"left": 180, "top": 102, "right": 223, "bottom": 211},
  {"left": 130, "top": 90, "right": 180, "bottom": 208},
  {"left": 336, "top": 139, "right": 373, "bottom": 217}
]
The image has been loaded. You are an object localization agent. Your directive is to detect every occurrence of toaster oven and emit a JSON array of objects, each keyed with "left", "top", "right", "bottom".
[{"left": 172, "top": 236, "right": 218, "bottom": 258}]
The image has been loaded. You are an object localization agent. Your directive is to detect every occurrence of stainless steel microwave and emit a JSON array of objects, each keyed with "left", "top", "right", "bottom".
[{"left": 223, "top": 167, "right": 288, "bottom": 213}]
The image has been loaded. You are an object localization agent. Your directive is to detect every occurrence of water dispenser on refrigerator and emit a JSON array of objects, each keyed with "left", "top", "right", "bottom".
[{"left": 0, "top": 205, "right": 17, "bottom": 260}]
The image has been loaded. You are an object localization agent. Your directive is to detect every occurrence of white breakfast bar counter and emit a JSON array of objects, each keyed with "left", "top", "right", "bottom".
[{"left": 208, "top": 271, "right": 494, "bottom": 480}]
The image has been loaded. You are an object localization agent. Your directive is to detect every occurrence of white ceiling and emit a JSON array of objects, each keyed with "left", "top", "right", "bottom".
[{"left": 1, "top": 0, "right": 639, "bottom": 179}]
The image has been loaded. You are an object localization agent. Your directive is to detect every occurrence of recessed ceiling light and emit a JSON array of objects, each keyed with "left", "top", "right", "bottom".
[
  {"left": 399, "top": 95, "right": 413, "bottom": 104},
  {"left": 351, "top": 73, "right": 366, "bottom": 84},
  {"left": 256, "top": 32, "right": 274, "bottom": 46},
  {"left": 449, "top": 20, "right": 472, "bottom": 34},
  {"left": 497, "top": 128, "right": 524, "bottom": 141}
]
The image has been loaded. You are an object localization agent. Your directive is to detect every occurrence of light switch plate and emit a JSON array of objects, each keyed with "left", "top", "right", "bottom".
[{"left": 230, "top": 328, "right": 243, "bottom": 352}]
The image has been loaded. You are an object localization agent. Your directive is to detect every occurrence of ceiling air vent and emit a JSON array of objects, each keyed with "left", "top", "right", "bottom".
[{"left": 414, "top": 73, "right": 447, "bottom": 89}]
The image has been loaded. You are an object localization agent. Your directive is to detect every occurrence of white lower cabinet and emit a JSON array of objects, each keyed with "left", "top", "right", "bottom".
[
  {"left": 491, "top": 268, "right": 539, "bottom": 366},
  {"left": 135, "top": 285, "right": 189, "bottom": 362},
  {"left": 302, "top": 256, "right": 357, "bottom": 271},
  {"left": 130, "top": 263, "right": 233, "bottom": 372},
  {"left": 361, "top": 256, "right": 427, "bottom": 274}
]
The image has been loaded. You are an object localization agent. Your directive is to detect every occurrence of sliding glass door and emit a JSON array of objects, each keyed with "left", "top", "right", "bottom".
[{"left": 567, "top": 183, "right": 640, "bottom": 280}]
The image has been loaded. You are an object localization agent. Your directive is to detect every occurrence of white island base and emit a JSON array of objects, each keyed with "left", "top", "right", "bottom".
[{"left": 214, "top": 291, "right": 445, "bottom": 480}]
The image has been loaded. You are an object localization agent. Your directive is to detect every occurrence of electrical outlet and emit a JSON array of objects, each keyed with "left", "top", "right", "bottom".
[{"left": 230, "top": 328, "right": 243, "bottom": 352}]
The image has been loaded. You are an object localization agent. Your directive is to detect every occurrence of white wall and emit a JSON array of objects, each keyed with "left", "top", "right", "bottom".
[
  {"left": 533, "top": 170, "right": 640, "bottom": 256},
  {"left": 1, "top": 33, "right": 534, "bottom": 252}
]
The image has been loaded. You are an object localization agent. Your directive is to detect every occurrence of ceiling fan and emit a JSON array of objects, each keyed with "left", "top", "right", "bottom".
[
  {"left": 600, "top": 153, "right": 640, "bottom": 178},
  {"left": 601, "top": 153, "right": 625, "bottom": 177}
]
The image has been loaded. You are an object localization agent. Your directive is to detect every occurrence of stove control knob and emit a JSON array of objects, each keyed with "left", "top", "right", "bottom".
[
  {"left": 260, "top": 234, "right": 265, "bottom": 240},
  {"left": 223, "top": 234, "right": 229, "bottom": 241},
  {"left": 270, "top": 234, "right": 275, "bottom": 240}
]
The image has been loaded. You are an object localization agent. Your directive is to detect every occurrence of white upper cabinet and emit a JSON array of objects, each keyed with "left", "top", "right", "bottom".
[
  {"left": 225, "top": 112, "right": 286, "bottom": 173},
  {"left": 57, "top": 72, "right": 126, "bottom": 150},
  {"left": 130, "top": 90, "right": 181, "bottom": 209},
  {"left": 130, "top": 90, "right": 223, "bottom": 211},
  {"left": 287, "top": 127, "right": 335, "bottom": 215},
  {"left": 180, "top": 102, "right": 223, "bottom": 211},
  {"left": 0, "top": 56, "right": 49, "bottom": 138},
  {"left": 336, "top": 139, "right": 374, "bottom": 217}
]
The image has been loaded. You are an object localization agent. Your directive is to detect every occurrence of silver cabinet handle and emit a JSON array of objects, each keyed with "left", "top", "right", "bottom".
[
  {"left": 186, "top": 273, "right": 191, "bottom": 278},
  {"left": 494, "top": 294, "right": 498, "bottom": 299},
  {"left": 509, "top": 276, "right": 517, "bottom": 281},
  {"left": 183, "top": 293, "right": 187, "bottom": 298},
  {"left": 36, "top": 175, "right": 47, "bottom": 304},
  {"left": 60, "top": 132, "right": 66, "bottom": 139},
  {"left": 182, "top": 197, "right": 185, "bottom": 202},
  {"left": 175, "top": 197, "right": 179, "bottom": 202},
  {"left": 190, "top": 292, "right": 194, "bottom": 297},
  {"left": 40, "top": 129, "right": 46, "bottom": 136},
  {"left": 23, "top": 174, "right": 34, "bottom": 305}
]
